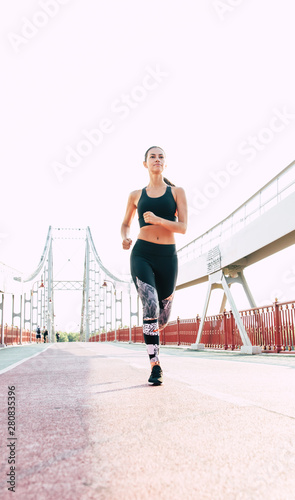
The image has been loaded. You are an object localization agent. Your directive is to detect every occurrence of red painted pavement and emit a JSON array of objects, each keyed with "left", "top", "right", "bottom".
[{"left": 1, "top": 342, "right": 295, "bottom": 499}]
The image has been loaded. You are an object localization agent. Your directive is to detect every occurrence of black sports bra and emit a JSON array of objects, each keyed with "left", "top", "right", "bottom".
[{"left": 137, "top": 185, "right": 177, "bottom": 228}]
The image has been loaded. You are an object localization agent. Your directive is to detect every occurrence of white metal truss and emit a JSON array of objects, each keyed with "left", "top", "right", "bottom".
[
  {"left": 81, "top": 227, "right": 130, "bottom": 341},
  {"left": 11, "top": 226, "right": 133, "bottom": 343}
]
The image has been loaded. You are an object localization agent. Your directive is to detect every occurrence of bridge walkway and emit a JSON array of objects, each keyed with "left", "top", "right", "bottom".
[{"left": 0, "top": 343, "right": 295, "bottom": 500}]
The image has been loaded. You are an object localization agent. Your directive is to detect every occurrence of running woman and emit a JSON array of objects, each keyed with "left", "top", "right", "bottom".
[{"left": 121, "top": 146, "right": 187, "bottom": 385}]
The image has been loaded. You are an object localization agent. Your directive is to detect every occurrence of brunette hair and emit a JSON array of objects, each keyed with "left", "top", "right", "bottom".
[{"left": 144, "top": 146, "right": 175, "bottom": 187}]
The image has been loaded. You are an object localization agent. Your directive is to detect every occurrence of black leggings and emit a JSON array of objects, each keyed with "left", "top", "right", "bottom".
[{"left": 130, "top": 239, "right": 178, "bottom": 363}]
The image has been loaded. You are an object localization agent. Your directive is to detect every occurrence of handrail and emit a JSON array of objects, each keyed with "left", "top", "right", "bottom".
[
  {"left": 178, "top": 159, "right": 295, "bottom": 263},
  {"left": 98, "top": 299, "right": 295, "bottom": 352}
]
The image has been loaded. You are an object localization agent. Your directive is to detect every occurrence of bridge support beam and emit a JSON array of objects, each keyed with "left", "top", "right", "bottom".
[
  {"left": 190, "top": 270, "right": 262, "bottom": 354},
  {"left": 47, "top": 238, "right": 54, "bottom": 343},
  {"left": 219, "top": 270, "right": 256, "bottom": 313},
  {"left": 129, "top": 281, "right": 139, "bottom": 343},
  {"left": 12, "top": 294, "right": 23, "bottom": 345},
  {"left": 85, "top": 237, "right": 90, "bottom": 342}
]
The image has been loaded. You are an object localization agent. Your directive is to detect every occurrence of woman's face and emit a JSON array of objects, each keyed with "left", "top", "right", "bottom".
[{"left": 143, "top": 147, "right": 166, "bottom": 174}]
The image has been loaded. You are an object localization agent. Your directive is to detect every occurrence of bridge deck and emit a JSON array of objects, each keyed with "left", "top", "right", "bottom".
[{"left": 0, "top": 343, "right": 295, "bottom": 499}]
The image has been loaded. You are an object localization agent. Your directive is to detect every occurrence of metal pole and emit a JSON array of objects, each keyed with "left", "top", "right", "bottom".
[
  {"left": 38, "top": 278, "right": 42, "bottom": 329},
  {"left": 85, "top": 236, "right": 90, "bottom": 341},
  {"left": 191, "top": 281, "right": 213, "bottom": 348},
  {"left": 106, "top": 288, "right": 112, "bottom": 335},
  {"left": 102, "top": 279, "right": 118, "bottom": 341},
  {"left": 99, "top": 286, "right": 104, "bottom": 339},
  {"left": 20, "top": 295, "right": 23, "bottom": 345},
  {"left": 30, "top": 289, "right": 32, "bottom": 342},
  {"left": 0, "top": 293, "right": 4, "bottom": 347},
  {"left": 105, "top": 287, "right": 108, "bottom": 341},
  {"left": 97, "top": 289, "right": 100, "bottom": 340},
  {"left": 51, "top": 294, "right": 55, "bottom": 342},
  {"left": 274, "top": 299, "right": 282, "bottom": 353},
  {"left": 95, "top": 269, "right": 100, "bottom": 336},
  {"left": 42, "top": 274, "right": 45, "bottom": 332},
  {"left": 220, "top": 273, "right": 252, "bottom": 347},
  {"left": 80, "top": 249, "right": 87, "bottom": 341},
  {"left": 24, "top": 292, "right": 32, "bottom": 342},
  {"left": 47, "top": 238, "right": 53, "bottom": 342},
  {"left": 12, "top": 295, "right": 14, "bottom": 326},
  {"left": 129, "top": 283, "right": 132, "bottom": 343},
  {"left": 137, "top": 295, "right": 140, "bottom": 326},
  {"left": 32, "top": 283, "right": 38, "bottom": 335},
  {"left": 114, "top": 285, "right": 118, "bottom": 342},
  {"left": 238, "top": 271, "right": 257, "bottom": 309}
]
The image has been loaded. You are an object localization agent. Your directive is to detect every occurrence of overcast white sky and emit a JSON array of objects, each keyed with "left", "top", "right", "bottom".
[{"left": 1, "top": 0, "right": 295, "bottom": 331}]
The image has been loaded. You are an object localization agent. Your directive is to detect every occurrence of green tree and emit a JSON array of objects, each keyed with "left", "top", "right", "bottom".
[
  {"left": 68, "top": 332, "right": 80, "bottom": 342},
  {"left": 58, "top": 331, "right": 68, "bottom": 342}
]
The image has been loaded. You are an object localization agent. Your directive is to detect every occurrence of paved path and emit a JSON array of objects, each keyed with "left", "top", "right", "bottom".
[
  {"left": 0, "top": 342, "right": 295, "bottom": 500},
  {"left": 0, "top": 344, "right": 51, "bottom": 373}
]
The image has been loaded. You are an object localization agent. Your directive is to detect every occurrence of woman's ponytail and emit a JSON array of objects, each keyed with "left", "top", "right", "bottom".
[{"left": 163, "top": 177, "right": 175, "bottom": 187}]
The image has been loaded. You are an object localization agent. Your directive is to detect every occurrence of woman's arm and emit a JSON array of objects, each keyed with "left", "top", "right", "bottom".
[
  {"left": 143, "top": 187, "right": 187, "bottom": 234},
  {"left": 121, "top": 190, "right": 140, "bottom": 249}
]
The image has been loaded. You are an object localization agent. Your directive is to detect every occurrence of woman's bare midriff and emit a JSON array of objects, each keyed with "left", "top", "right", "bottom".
[{"left": 138, "top": 225, "right": 175, "bottom": 245}]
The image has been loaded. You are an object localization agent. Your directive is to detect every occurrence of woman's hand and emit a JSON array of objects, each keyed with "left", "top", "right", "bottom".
[
  {"left": 143, "top": 211, "right": 161, "bottom": 225},
  {"left": 122, "top": 237, "right": 132, "bottom": 250}
]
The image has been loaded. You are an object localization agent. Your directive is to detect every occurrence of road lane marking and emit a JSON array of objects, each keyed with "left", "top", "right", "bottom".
[{"left": 0, "top": 345, "right": 53, "bottom": 375}]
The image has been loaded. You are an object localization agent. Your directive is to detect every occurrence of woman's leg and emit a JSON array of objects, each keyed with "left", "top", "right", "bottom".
[
  {"left": 155, "top": 252, "right": 178, "bottom": 331},
  {"left": 130, "top": 241, "right": 177, "bottom": 384},
  {"left": 130, "top": 243, "right": 161, "bottom": 369},
  {"left": 131, "top": 245, "right": 161, "bottom": 366},
  {"left": 136, "top": 277, "right": 160, "bottom": 365}
]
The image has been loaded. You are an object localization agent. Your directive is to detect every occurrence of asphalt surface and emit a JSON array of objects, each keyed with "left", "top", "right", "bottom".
[{"left": 0, "top": 342, "right": 295, "bottom": 500}]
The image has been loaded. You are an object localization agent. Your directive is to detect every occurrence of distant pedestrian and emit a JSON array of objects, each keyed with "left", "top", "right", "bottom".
[
  {"left": 42, "top": 327, "right": 48, "bottom": 343},
  {"left": 121, "top": 146, "right": 187, "bottom": 385},
  {"left": 56, "top": 332, "right": 60, "bottom": 342},
  {"left": 36, "top": 326, "right": 41, "bottom": 344}
]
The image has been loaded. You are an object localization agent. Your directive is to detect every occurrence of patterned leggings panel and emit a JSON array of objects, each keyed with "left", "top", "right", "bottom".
[{"left": 130, "top": 239, "right": 178, "bottom": 362}]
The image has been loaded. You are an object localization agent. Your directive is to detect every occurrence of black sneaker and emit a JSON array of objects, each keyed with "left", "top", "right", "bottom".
[{"left": 148, "top": 365, "right": 163, "bottom": 385}]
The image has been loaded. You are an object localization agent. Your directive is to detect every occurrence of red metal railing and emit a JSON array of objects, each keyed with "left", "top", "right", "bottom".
[
  {"left": 89, "top": 300, "right": 295, "bottom": 353},
  {"left": 1, "top": 325, "right": 37, "bottom": 345}
]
